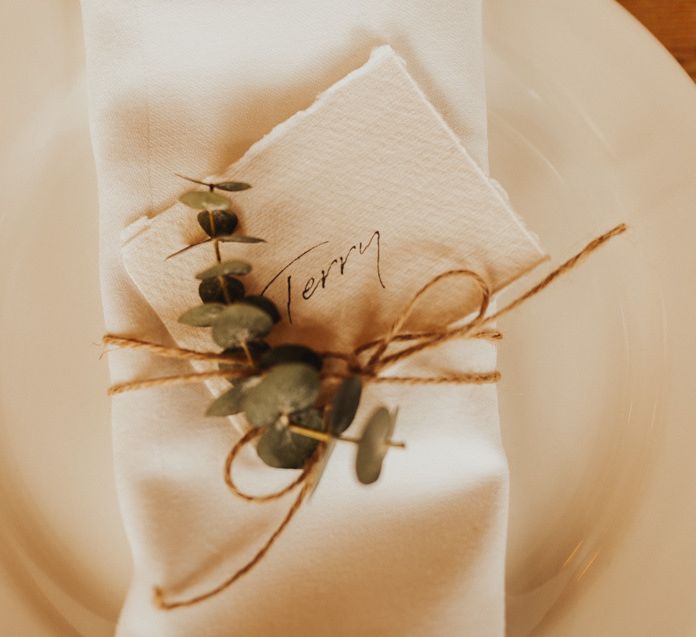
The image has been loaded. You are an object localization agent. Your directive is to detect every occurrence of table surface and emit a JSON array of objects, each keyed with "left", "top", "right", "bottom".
[{"left": 618, "top": 0, "right": 696, "bottom": 79}]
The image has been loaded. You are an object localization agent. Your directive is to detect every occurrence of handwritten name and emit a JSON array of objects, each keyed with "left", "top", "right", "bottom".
[{"left": 261, "top": 230, "right": 385, "bottom": 323}]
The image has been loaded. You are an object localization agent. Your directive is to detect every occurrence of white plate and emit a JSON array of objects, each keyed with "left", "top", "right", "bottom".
[{"left": 1, "top": 0, "right": 695, "bottom": 635}]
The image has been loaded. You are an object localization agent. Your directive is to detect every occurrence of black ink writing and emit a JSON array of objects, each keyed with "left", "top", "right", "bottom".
[{"left": 261, "top": 231, "right": 385, "bottom": 324}]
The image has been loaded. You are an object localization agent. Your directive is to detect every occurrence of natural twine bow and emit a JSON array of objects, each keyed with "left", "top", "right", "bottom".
[{"left": 103, "top": 223, "right": 626, "bottom": 610}]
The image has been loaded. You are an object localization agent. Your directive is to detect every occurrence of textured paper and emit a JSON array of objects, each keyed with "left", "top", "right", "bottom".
[
  {"left": 123, "top": 47, "right": 545, "bottom": 362},
  {"left": 80, "top": 1, "right": 535, "bottom": 633}
]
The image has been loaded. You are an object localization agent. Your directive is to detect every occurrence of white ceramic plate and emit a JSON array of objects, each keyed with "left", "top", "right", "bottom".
[{"left": 1, "top": 0, "right": 695, "bottom": 635}]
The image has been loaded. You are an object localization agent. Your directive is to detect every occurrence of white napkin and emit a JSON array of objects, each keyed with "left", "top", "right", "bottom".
[{"left": 80, "top": 3, "right": 543, "bottom": 636}]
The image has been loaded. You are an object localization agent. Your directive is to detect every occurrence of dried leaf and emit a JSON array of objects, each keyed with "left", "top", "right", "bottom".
[
  {"left": 215, "top": 181, "right": 252, "bottom": 192},
  {"left": 179, "top": 190, "right": 231, "bottom": 211},
  {"left": 242, "top": 363, "right": 321, "bottom": 427},
  {"left": 260, "top": 344, "right": 322, "bottom": 371},
  {"left": 198, "top": 275, "right": 245, "bottom": 304},
  {"left": 196, "top": 259, "right": 252, "bottom": 280},
  {"left": 211, "top": 303, "right": 274, "bottom": 348},
  {"left": 178, "top": 303, "right": 225, "bottom": 327},
  {"left": 197, "top": 210, "right": 238, "bottom": 237},
  {"left": 329, "top": 375, "right": 362, "bottom": 435},
  {"left": 355, "top": 407, "right": 396, "bottom": 485},
  {"left": 216, "top": 235, "right": 266, "bottom": 244},
  {"left": 205, "top": 381, "right": 249, "bottom": 416},
  {"left": 242, "top": 296, "right": 281, "bottom": 323},
  {"left": 256, "top": 419, "right": 319, "bottom": 469}
]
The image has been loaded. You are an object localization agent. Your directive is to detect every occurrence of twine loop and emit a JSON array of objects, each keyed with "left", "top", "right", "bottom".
[{"left": 224, "top": 428, "right": 317, "bottom": 503}]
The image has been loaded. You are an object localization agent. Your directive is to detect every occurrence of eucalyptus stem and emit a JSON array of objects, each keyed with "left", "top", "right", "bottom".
[
  {"left": 239, "top": 340, "right": 255, "bottom": 367},
  {"left": 219, "top": 274, "right": 232, "bottom": 304},
  {"left": 288, "top": 424, "right": 406, "bottom": 449}
]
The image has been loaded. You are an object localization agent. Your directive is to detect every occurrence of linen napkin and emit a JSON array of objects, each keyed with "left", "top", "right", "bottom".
[{"left": 80, "top": 3, "right": 543, "bottom": 636}]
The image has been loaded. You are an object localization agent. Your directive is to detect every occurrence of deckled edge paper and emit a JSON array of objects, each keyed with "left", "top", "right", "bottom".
[{"left": 122, "top": 46, "right": 545, "bottom": 359}]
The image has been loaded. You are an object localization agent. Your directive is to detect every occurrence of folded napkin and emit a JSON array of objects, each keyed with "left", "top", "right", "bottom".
[{"left": 80, "top": 3, "right": 543, "bottom": 636}]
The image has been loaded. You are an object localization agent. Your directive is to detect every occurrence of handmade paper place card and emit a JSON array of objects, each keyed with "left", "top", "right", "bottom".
[{"left": 122, "top": 45, "right": 545, "bottom": 359}]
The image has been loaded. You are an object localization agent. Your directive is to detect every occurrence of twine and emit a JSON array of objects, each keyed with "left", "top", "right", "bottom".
[
  {"left": 154, "top": 482, "right": 311, "bottom": 610},
  {"left": 151, "top": 428, "right": 322, "bottom": 609},
  {"left": 223, "top": 428, "right": 317, "bottom": 503},
  {"left": 104, "top": 223, "right": 627, "bottom": 610}
]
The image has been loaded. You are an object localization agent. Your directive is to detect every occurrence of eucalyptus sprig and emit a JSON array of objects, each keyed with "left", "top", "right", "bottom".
[{"left": 173, "top": 178, "right": 402, "bottom": 486}]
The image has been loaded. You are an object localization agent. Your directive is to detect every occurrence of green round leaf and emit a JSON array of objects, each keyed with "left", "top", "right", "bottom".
[
  {"left": 197, "top": 210, "right": 238, "bottom": 237},
  {"left": 242, "top": 363, "right": 321, "bottom": 427},
  {"left": 196, "top": 259, "right": 252, "bottom": 280},
  {"left": 329, "top": 375, "right": 362, "bottom": 435},
  {"left": 205, "top": 381, "right": 250, "bottom": 416},
  {"left": 211, "top": 303, "right": 274, "bottom": 348},
  {"left": 308, "top": 439, "right": 336, "bottom": 496},
  {"left": 355, "top": 407, "right": 395, "bottom": 485},
  {"left": 179, "top": 190, "right": 231, "bottom": 211},
  {"left": 256, "top": 420, "right": 319, "bottom": 469},
  {"left": 265, "top": 363, "right": 321, "bottom": 413},
  {"left": 178, "top": 303, "right": 225, "bottom": 327},
  {"left": 290, "top": 407, "right": 325, "bottom": 432},
  {"left": 198, "top": 275, "right": 245, "bottom": 304},
  {"left": 214, "top": 181, "right": 252, "bottom": 192},
  {"left": 242, "top": 391, "right": 281, "bottom": 428},
  {"left": 260, "top": 344, "right": 322, "bottom": 371},
  {"left": 242, "top": 296, "right": 281, "bottom": 323},
  {"left": 216, "top": 235, "right": 266, "bottom": 244}
]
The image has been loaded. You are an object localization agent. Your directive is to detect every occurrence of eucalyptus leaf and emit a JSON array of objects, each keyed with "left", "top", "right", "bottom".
[
  {"left": 179, "top": 190, "right": 231, "bottom": 211},
  {"left": 174, "top": 173, "right": 210, "bottom": 187},
  {"left": 242, "top": 363, "right": 321, "bottom": 427},
  {"left": 242, "top": 296, "right": 281, "bottom": 323},
  {"left": 166, "top": 237, "right": 212, "bottom": 260},
  {"left": 175, "top": 174, "right": 251, "bottom": 192},
  {"left": 215, "top": 181, "right": 252, "bottom": 192},
  {"left": 355, "top": 407, "right": 396, "bottom": 485},
  {"left": 196, "top": 259, "right": 252, "bottom": 280},
  {"left": 308, "top": 439, "right": 336, "bottom": 497},
  {"left": 216, "top": 235, "right": 266, "bottom": 244},
  {"left": 329, "top": 375, "right": 362, "bottom": 435},
  {"left": 242, "top": 390, "right": 281, "bottom": 428},
  {"left": 211, "top": 303, "right": 274, "bottom": 348},
  {"left": 260, "top": 344, "right": 322, "bottom": 371},
  {"left": 205, "top": 381, "right": 249, "bottom": 416},
  {"left": 256, "top": 420, "right": 319, "bottom": 469},
  {"left": 264, "top": 363, "right": 321, "bottom": 412},
  {"left": 198, "top": 275, "right": 245, "bottom": 304},
  {"left": 197, "top": 210, "right": 238, "bottom": 237},
  {"left": 290, "top": 407, "right": 325, "bottom": 432},
  {"left": 178, "top": 303, "right": 225, "bottom": 327}
]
